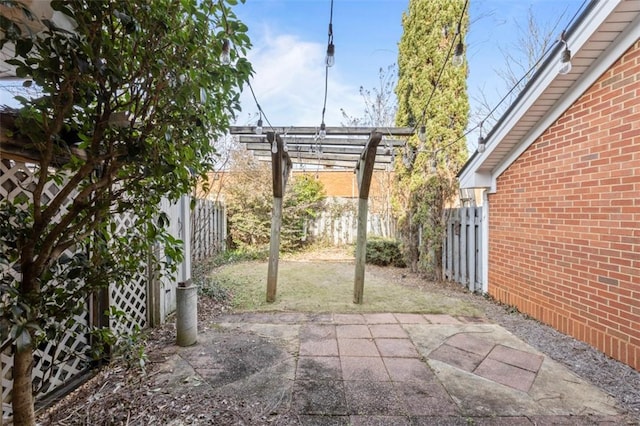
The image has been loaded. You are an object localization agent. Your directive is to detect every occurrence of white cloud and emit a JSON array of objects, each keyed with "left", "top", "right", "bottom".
[{"left": 236, "top": 27, "right": 363, "bottom": 129}]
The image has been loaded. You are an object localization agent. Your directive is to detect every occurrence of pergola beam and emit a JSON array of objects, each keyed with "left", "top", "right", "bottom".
[
  {"left": 236, "top": 135, "right": 405, "bottom": 147},
  {"left": 230, "top": 126, "right": 414, "bottom": 136},
  {"left": 252, "top": 155, "right": 390, "bottom": 170},
  {"left": 251, "top": 149, "right": 392, "bottom": 164},
  {"left": 245, "top": 142, "right": 396, "bottom": 157}
]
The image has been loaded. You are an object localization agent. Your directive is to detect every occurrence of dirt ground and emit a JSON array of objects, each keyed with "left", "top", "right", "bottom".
[{"left": 36, "top": 254, "right": 640, "bottom": 425}]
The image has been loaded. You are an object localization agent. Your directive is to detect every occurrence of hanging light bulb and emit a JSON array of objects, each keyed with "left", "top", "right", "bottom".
[
  {"left": 558, "top": 31, "right": 572, "bottom": 75},
  {"left": 418, "top": 125, "right": 426, "bottom": 143},
  {"left": 319, "top": 122, "right": 327, "bottom": 139},
  {"left": 220, "top": 39, "right": 231, "bottom": 65},
  {"left": 255, "top": 116, "right": 263, "bottom": 135},
  {"left": 271, "top": 141, "right": 278, "bottom": 154},
  {"left": 325, "top": 42, "right": 335, "bottom": 67},
  {"left": 558, "top": 42, "right": 572, "bottom": 75},
  {"left": 477, "top": 135, "right": 486, "bottom": 153},
  {"left": 452, "top": 41, "right": 464, "bottom": 67}
]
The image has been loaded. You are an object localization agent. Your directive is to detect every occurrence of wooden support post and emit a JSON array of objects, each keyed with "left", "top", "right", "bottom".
[
  {"left": 353, "top": 131, "right": 382, "bottom": 304},
  {"left": 266, "top": 132, "right": 291, "bottom": 302}
]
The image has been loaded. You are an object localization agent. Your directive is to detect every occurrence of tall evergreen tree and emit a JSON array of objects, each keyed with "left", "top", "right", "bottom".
[{"left": 393, "top": 0, "right": 469, "bottom": 278}]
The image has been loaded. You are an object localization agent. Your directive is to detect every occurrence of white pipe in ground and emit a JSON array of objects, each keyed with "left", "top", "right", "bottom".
[{"left": 176, "top": 282, "right": 197, "bottom": 346}]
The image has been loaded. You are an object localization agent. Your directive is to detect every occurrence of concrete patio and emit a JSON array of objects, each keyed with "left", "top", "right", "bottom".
[{"left": 152, "top": 312, "right": 626, "bottom": 425}]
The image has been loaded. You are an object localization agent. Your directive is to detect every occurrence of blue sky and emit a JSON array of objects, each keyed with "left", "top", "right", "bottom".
[
  {"left": 233, "top": 0, "right": 583, "bottom": 148},
  {"left": 0, "top": 0, "right": 583, "bottom": 150}
]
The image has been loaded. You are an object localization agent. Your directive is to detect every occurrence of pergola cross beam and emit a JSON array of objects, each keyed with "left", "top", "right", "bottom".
[{"left": 228, "top": 125, "right": 414, "bottom": 304}]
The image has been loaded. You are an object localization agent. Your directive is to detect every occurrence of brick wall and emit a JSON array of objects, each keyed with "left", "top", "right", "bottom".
[{"left": 488, "top": 40, "right": 640, "bottom": 370}]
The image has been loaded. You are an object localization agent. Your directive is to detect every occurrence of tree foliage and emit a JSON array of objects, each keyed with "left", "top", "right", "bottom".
[
  {"left": 224, "top": 152, "right": 326, "bottom": 253},
  {"left": 0, "top": 0, "right": 252, "bottom": 423},
  {"left": 393, "top": 0, "right": 469, "bottom": 278}
]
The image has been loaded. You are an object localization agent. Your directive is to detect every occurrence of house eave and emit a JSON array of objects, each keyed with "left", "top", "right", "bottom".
[{"left": 458, "top": 0, "right": 640, "bottom": 190}]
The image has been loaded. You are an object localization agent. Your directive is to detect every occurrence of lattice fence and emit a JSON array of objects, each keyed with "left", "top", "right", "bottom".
[
  {"left": 1, "top": 159, "right": 92, "bottom": 421},
  {"left": 108, "top": 212, "right": 148, "bottom": 335},
  {"left": 0, "top": 160, "right": 166, "bottom": 422}
]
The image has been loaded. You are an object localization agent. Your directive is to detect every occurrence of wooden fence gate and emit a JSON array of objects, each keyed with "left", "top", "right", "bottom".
[{"left": 442, "top": 206, "right": 483, "bottom": 292}]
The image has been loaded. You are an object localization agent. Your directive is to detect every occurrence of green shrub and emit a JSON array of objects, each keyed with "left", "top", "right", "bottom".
[{"left": 366, "top": 237, "right": 406, "bottom": 267}]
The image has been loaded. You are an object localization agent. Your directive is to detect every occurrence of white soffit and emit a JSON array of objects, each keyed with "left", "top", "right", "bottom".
[{"left": 459, "top": 0, "right": 640, "bottom": 191}]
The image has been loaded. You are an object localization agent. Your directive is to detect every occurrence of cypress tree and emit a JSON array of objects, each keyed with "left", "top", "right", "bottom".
[{"left": 393, "top": 0, "right": 469, "bottom": 278}]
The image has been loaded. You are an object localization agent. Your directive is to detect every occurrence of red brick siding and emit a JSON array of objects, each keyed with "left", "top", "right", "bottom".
[{"left": 488, "top": 40, "right": 640, "bottom": 370}]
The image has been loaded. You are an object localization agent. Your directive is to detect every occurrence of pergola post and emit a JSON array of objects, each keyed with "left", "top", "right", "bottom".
[
  {"left": 353, "top": 131, "right": 382, "bottom": 304},
  {"left": 266, "top": 132, "right": 291, "bottom": 302}
]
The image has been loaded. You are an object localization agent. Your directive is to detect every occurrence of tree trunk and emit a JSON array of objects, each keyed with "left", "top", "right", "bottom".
[{"left": 12, "top": 346, "right": 35, "bottom": 426}]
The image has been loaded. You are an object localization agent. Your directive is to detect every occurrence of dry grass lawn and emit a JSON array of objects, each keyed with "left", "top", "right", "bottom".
[{"left": 209, "top": 259, "right": 482, "bottom": 316}]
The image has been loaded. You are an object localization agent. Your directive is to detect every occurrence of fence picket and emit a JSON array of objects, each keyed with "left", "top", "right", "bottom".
[{"left": 442, "top": 206, "right": 483, "bottom": 291}]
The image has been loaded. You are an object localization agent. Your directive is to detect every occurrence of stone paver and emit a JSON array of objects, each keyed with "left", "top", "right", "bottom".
[
  {"left": 487, "top": 344, "right": 543, "bottom": 372},
  {"left": 300, "top": 338, "right": 339, "bottom": 356},
  {"left": 363, "top": 313, "right": 398, "bottom": 324},
  {"left": 383, "top": 357, "right": 436, "bottom": 382},
  {"left": 333, "top": 314, "right": 366, "bottom": 324},
  {"left": 207, "top": 312, "right": 628, "bottom": 424},
  {"left": 292, "top": 380, "right": 348, "bottom": 415},
  {"left": 474, "top": 358, "right": 537, "bottom": 392},
  {"left": 338, "top": 338, "right": 379, "bottom": 357},
  {"left": 428, "top": 343, "right": 485, "bottom": 372},
  {"left": 369, "top": 324, "right": 407, "bottom": 338},
  {"left": 297, "top": 356, "right": 342, "bottom": 380},
  {"left": 336, "top": 324, "right": 372, "bottom": 339},
  {"left": 344, "top": 381, "right": 403, "bottom": 415},
  {"left": 393, "top": 313, "right": 429, "bottom": 324},
  {"left": 446, "top": 332, "right": 495, "bottom": 356},
  {"left": 423, "top": 314, "right": 462, "bottom": 324},
  {"left": 376, "top": 338, "right": 420, "bottom": 358},
  {"left": 395, "top": 381, "right": 458, "bottom": 416},
  {"left": 341, "top": 356, "right": 389, "bottom": 381}
]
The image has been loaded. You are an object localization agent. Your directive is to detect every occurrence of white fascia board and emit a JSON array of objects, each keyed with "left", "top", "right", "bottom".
[
  {"left": 458, "top": 0, "right": 623, "bottom": 192},
  {"left": 459, "top": 168, "right": 491, "bottom": 189},
  {"left": 490, "top": 1, "right": 638, "bottom": 190}
]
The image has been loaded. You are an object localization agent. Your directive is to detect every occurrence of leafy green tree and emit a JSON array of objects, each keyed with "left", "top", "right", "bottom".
[
  {"left": 224, "top": 150, "right": 325, "bottom": 253},
  {"left": 282, "top": 173, "right": 326, "bottom": 251},
  {"left": 394, "top": 0, "right": 469, "bottom": 278},
  {"left": 0, "top": 0, "right": 252, "bottom": 423}
]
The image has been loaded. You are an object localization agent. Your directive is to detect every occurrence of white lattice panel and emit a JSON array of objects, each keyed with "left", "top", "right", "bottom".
[
  {"left": 109, "top": 211, "right": 147, "bottom": 334},
  {"left": 1, "top": 160, "right": 91, "bottom": 419},
  {"left": 1, "top": 341, "right": 13, "bottom": 421}
]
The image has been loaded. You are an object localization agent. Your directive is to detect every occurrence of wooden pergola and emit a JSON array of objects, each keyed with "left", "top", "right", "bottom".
[{"left": 229, "top": 126, "right": 414, "bottom": 304}]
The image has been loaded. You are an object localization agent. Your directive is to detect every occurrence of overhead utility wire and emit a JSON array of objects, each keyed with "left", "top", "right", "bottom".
[
  {"left": 218, "top": 0, "right": 275, "bottom": 134},
  {"left": 451, "top": 0, "right": 589, "bottom": 153},
  {"left": 411, "top": 0, "right": 469, "bottom": 138}
]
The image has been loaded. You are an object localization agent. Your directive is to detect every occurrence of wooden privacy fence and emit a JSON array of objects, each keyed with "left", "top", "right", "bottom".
[
  {"left": 443, "top": 206, "right": 483, "bottom": 292},
  {"left": 191, "top": 198, "right": 226, "bottom": 262},
  {"left": 0, "top": 159, "right": 193, "bottom": 422},
  {"left": 309, "top": 199, "right": 396, "bottom": 245}
]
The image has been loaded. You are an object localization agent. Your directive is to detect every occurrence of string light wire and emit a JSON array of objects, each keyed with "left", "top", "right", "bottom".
[
  {"left": 320, "top": 0, "right": 335, "bottom": 135},
  {"left": 411, "top": 0, "right": 469, "bottom": 140},
  {"left": 218, "top": 0, "right": 276, "bottom": 135},
  {"left": 460, "top": 0, "right": 589, "bottom": 153}
]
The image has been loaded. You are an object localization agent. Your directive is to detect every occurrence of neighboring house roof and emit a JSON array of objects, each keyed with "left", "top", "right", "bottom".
[{"left": 458, "top": 0, "right": 640, "bottom": 192}]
